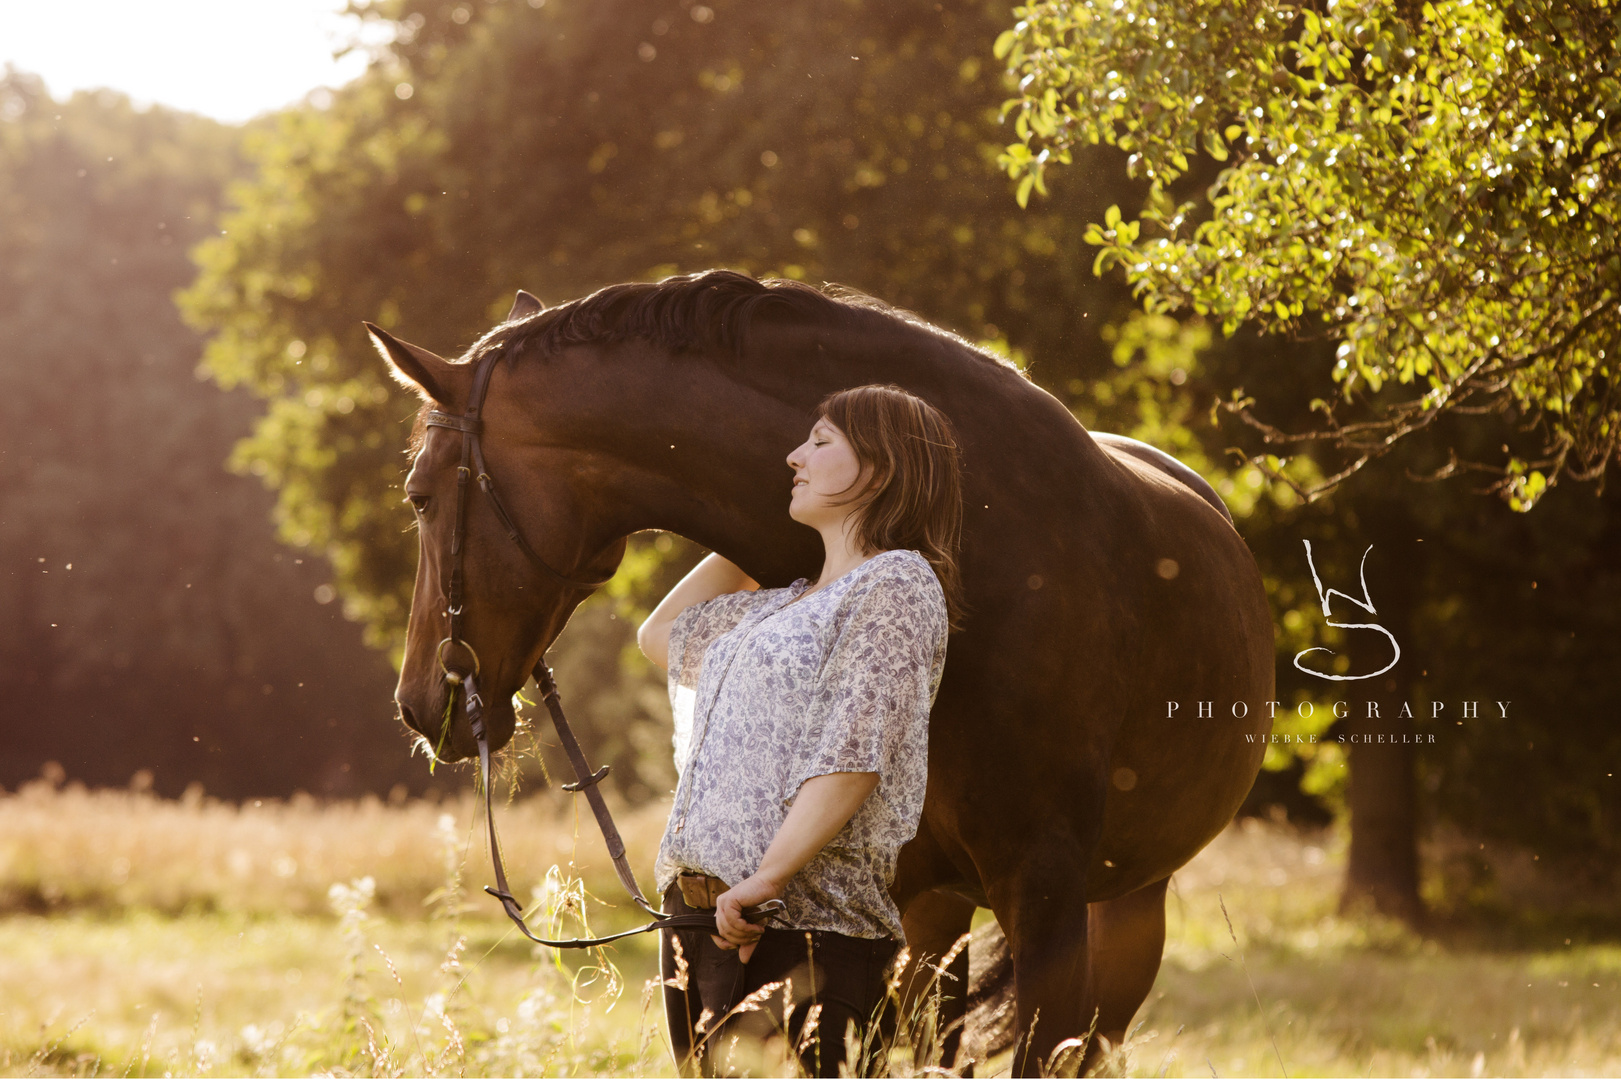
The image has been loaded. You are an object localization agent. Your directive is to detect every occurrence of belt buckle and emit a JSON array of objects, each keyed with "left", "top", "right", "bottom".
[{"left": 677, "top": 870, "right": 722, "bottom": 910}]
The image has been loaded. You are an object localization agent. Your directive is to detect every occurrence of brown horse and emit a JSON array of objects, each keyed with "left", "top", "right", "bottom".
[{"left": 371, "top": 271, "right": 1273, "bottom": 1074}]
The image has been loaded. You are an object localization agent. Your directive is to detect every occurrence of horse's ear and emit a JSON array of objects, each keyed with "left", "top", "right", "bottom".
[
  {"left": 506, "top": 289, "right": 545, "bottom": 322},
  {"left": 365, "top": 322, "right": 462, "bottom": 405}
]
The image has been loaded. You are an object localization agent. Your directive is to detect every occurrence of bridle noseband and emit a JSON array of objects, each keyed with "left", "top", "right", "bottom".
[{"left": 420, "top": 343, "right": 784, "bottom": 947}]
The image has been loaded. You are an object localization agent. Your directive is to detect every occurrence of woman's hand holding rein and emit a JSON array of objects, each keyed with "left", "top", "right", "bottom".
[
  {"left": 711, "top": 770, "right": 880, "bottom": 962},
  {"left": 637, "top": 552, "right": 758, "bottom": 670}
]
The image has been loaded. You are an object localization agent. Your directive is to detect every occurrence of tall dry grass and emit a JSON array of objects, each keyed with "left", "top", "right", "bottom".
[
  {"left": 0, "top": 776, "right": 981, "bottom": 1078},
  {"left": 0, "top": 774, "right": 668, "bottom": 922},
  {"left": 3, "top": 781, "right": 1618, "bottom": 1077}
]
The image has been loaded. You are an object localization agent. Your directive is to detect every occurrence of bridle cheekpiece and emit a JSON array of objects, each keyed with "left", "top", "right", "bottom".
[{"left": 418, "top": 342, "right": 784, "bottom": 947}]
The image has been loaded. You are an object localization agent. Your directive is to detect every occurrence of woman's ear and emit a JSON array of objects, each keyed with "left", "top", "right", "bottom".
[{"left": 365, "top": 322, "right": 471, "bottom": 407}]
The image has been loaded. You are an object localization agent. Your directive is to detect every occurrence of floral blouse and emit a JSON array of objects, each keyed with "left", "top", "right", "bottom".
[{"left": 654, "top": 548, "right": 949, "bottom": 940}]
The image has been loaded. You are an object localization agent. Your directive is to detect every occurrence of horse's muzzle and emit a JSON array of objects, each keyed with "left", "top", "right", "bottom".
[{"left": 396, "top": 696, "right": 468, "bottom": 762}]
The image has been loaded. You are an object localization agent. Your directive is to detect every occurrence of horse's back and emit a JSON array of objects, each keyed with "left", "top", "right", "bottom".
[{"left": 1091, "top": 431, "right": 1234, "bottom": 526}]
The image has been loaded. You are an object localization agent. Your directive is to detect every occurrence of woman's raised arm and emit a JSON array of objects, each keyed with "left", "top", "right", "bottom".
[{"left": 636, "top": 551, "right": 759, "bottom": 670}]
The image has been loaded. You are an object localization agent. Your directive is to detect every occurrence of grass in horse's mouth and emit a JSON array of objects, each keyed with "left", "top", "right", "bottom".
[{"left": 428, "top": 687, "right": 457, "bottom": 773}]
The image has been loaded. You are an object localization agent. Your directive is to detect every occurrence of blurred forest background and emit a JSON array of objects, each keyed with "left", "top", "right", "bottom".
[
  {"left": 2, "top": 0, "right": 1618, "bottom": 928},
  {"left": 0, "top": 72, "right": 411, "bottom": 797}
]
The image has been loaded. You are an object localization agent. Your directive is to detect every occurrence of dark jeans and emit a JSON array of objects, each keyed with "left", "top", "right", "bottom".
[{"left": 660, "top": 883, "right": 900, "bottom": 1077}]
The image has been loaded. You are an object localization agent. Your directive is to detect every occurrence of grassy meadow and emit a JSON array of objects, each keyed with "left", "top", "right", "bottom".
[{"left": 1, "top": 775, "right": 1617, "bottom": 1077}]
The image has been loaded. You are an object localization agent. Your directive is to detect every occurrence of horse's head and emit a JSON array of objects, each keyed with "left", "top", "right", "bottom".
[{"left": 367, "top": 291, "right": 625, "bottom": 763}]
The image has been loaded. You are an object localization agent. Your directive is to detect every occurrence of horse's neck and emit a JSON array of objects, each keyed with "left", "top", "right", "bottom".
[
  {"left": 520, "top": 323, "right": 1048, "bottom": 583},
  {"left": 518, "top": 340, "right": 832, "bottom": 581}
]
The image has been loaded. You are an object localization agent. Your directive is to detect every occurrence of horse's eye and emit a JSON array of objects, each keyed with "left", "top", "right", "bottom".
[{"left": 407, "top": 493, "right": 431, "bottom": 514}]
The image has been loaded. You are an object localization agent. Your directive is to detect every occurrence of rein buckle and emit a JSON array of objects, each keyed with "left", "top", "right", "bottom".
[{"left": 562, "top": 765, "right": 611, "bottom": 792}]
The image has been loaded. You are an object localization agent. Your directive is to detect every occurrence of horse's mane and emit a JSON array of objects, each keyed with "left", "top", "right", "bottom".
[{"left": 469, "top": 269, "right": 1027, "bottom": 378}]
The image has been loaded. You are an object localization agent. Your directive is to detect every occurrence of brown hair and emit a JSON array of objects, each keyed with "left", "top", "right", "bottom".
[{"left": 814, "top": 384, "right": 968, "bottom": 632}]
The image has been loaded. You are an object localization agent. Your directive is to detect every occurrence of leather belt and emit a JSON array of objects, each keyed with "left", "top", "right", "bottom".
[{"left": 677, "top": 871, "right": 730, "bottom": 910}]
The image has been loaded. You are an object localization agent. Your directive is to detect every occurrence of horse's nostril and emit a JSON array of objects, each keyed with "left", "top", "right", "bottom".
[{"left": 398, "top": 700, "right": 421, "bottom": 734}]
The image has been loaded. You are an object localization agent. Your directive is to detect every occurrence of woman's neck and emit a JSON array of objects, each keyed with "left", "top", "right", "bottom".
[{"left": 806, "top": 517, "right": 884, "bottom": 591}]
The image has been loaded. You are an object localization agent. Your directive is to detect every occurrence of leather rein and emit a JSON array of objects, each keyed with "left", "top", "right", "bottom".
[{"left": 422, "top": 344, "right": 785, "bottom": 948}]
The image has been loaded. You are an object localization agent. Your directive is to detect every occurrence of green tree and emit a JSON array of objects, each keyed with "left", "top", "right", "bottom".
[
  {"left": 181, "top": 0, "right": 1154, "bottom": 656},
  {"left": 1084, "top": 312, "right": 1621, "bottom": 922},
  {"left": 180, "top": 0, "right": 1154, "bottom": 795},
  {"left": 998, "top": 0, "right": 1621, "bottom": 508},
  {"left": 176, "top": 0, "right": 1621, "bottom": 920}
]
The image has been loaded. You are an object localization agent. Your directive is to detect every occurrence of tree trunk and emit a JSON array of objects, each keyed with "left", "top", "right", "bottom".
[
  {"left": 1339, "top": 527, "right": 1425, "bottom": 925},
  {"left": 1342, "top": 702, "right": 1423, "bottom": 923}
]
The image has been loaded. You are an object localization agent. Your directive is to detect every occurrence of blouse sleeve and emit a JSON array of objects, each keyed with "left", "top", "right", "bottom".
[
  {"left": 665, "top": 588, "right": 765, "bottom": 775},
  {"left": 666, "top": 587, "right": 763, "bottom": 702},
  {"left": 784, "top": 556, "right": 948, "bottom": 827}
]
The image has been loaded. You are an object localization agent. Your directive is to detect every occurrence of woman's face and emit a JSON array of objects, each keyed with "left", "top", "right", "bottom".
[{"left": 786, "top": 417, "right": 871, "bottom": 529}]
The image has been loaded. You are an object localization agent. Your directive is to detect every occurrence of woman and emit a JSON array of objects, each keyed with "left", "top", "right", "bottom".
[{"left": 637, "top": 383, "right": 966, "bottom": 1076}]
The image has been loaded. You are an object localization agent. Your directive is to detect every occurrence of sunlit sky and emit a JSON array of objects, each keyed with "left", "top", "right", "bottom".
[{"left": 0, "top": 0, "right": 381, "bottom": 123}]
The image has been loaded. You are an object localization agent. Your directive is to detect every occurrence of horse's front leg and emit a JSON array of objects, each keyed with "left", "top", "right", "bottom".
[
  {"left": 889, "top": 815, "right": 979, "bottom": 1073},
  {"left": 897, "top": 889, "right": 977, "bottom": 1073},
  {"left": 991, "top": 840, "right": 1101, "bottom": 1077}
]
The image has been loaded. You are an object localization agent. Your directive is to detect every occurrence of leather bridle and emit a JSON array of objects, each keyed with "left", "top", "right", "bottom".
[{"left": 420, "top": 343, "right": 784, "bottom": 947}]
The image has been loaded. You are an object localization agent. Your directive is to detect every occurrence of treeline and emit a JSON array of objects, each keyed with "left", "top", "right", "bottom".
[
  {"left": 176, "top": 0, "right": 1149, "bottom": 804},
  {"left": 0, "top": 71, "right": 424, "bottom": 798},
  {"left": 3, "top": 0, "right": 1617, "bottom": 921},
  {"left": 187, "top": 0, "right": 1621, "bottom": 891}
]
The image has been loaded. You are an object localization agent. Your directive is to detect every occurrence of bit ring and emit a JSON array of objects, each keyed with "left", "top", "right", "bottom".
[{"left": 436, "top": 637, "right": 481, "bottom": 684}]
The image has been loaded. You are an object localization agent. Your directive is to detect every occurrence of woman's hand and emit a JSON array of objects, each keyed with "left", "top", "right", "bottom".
[
  {"left": 637, "top": 552, "right": 758, "bottom": 669},
  {"left": 711, "top": 873, "right": 783, "bottom": 963},
  {"left": 711, "top": 771, "right": 880, "bottom": 963}
]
